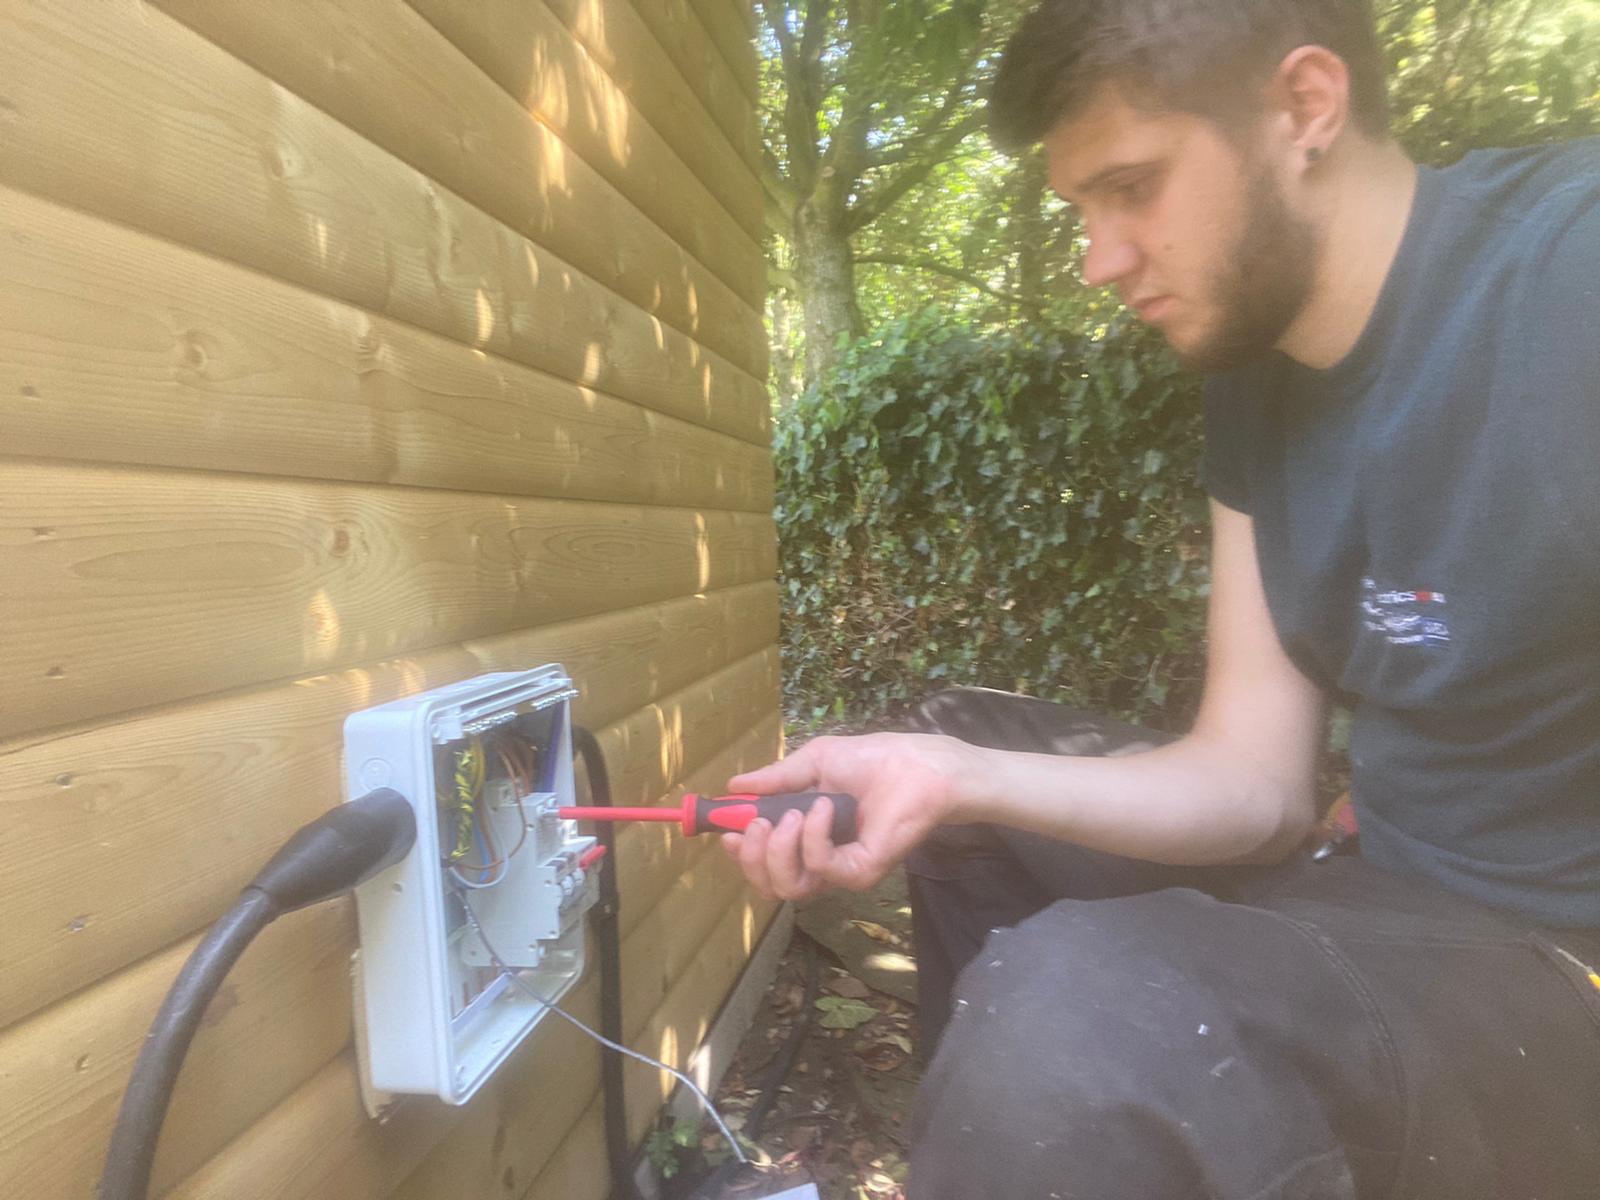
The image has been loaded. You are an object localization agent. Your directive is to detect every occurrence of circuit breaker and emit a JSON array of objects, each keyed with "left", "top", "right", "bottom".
[{"left": 343, "top": 666, "right": 601, "bottom": 1105}]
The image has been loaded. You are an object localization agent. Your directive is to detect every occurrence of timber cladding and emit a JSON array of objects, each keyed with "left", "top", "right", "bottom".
[{"left": 0, "top": 2, "right": 776, "bottom": 1198}]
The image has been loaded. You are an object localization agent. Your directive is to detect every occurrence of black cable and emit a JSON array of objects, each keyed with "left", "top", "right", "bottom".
[
  {"left": 571, "top": 724, "right": 640, "bottom": 1200},
  {"left": 98, "top": 889, "right": 277, "bottom": 1200},
  {"left": 98, "top": 788, "right": 415, "bottom": 1200}
]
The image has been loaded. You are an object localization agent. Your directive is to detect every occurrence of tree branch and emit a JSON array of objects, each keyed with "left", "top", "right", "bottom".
[
  {"left": 821, "top": 0, "right": 879, "bottom": 193},
  {"left": 859, "top": 51, "right": 973, "bottom": 172},
  {"left": 799, "top": 0, "right": 831, "bottom": 72},
  {"left": 762, "top": 146, "right": 799, "bottom": 223},
  {"left": 760, "top": 1, "right": 830, "bottom": 191},
  {"left": 854, "top": 252, "right": 1035, "bottom": 308},
  {"left": 845, "top": 107, "right": 989, "bottom": 233}
]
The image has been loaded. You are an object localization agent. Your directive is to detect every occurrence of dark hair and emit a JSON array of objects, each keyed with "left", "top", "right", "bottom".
[{"left": 989, "top": 0, "right": 1390, "bottom": 152}]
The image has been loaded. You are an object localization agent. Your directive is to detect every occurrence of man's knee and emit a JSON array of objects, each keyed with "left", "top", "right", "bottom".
[
  {"left": 909, "top": 891, "right": 1359, "bottom": 1199},
  {"left": 915, "top": 892, "right": 1221, "bottom": 1128}
]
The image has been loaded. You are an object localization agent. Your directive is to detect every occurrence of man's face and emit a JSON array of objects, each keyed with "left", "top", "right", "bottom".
[{"left": 1044, "top": 87, "right": 1317, "bottom": 371}]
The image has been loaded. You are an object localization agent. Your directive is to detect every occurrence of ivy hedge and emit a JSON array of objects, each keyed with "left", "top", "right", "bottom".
[{"left": 774, "top": 311, "right": 1211, "bottom": 733}]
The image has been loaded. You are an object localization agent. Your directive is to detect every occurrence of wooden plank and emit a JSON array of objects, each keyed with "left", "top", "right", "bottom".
[
  {"left": 521, "top": 896, "right": 782, "bottom": 1200},
  {"left": 0, "top": 697, "right": 780, "bottom": 1200},
  {"left": 685, "top": 0, "right": 760, "bottom": 105},
  {"left": 0, "top": 814, "right": 765, "bottom": 1200},
  {"left": 544, "top": 0, "right": 755, "bottom": 173},
  {"left": 397, "top": 0, "right": 765, "bottom": 247},
  {"left": 0, "top": 903, "right": 353, "bottom": 1200},
  {"left": 534, "top": 0, "right": 760, "bottom": 216},
  {"left": 0, "top": 588, "right": 777, "bottom": 1027},
  {"left": 0, "top": 0, "right": 768, "bottom": 445},
  {"left": 0, "top": 185, "right": 771, "bottom": 511},
  {"left": 149, "top": 0, "right": 767, "bottom": 365},
  {"left": 0, "top": 458, "right": 776, "bottom": 737},
  {"left": 621, "top": 0, "right": 760, "bottom": 168},
  {"left": 155, "top": 717, "right": 781, "bottom": 1200},
  {"left": 728, "top": 0, "right": 758, "bottom": 34},
  {"left": 652, "top": 901, "right": 793, "bottom": 1139}
]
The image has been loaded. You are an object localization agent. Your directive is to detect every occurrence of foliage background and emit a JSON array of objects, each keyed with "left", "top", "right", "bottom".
[
  {"left": 762, "top": 0, "right": 1600, "bottom": 733},
  {"left": 777, "top": 313, "right": 1207, "bottom": 730}
]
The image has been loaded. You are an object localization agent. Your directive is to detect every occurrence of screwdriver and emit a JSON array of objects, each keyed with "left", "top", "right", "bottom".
[{"left": 559, "top": 791, "right": 859, "bottom": 843}]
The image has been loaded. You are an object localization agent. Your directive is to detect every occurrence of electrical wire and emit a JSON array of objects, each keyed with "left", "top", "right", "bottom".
[
  {"left": 99, "top": 788, "right": 415, "bottom": 1200},
  {"left": 456, "top": 888, "right": 750, "bottom": 1171},
  {"left": 445, "top": 733, "right": 535, "bottom": 885},
  {"left": 684, "top": 935, "right": 821, "bottom": 1200},
  {"left": 100, "top": 890, "right": 277, "bottom": 1200}
]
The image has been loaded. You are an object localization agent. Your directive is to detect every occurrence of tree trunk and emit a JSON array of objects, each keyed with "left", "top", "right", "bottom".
[
  {"left": 770, "top": 288, "right": 799, "bottom": 408},
  {"left": 1012, "top": 152, "right": 1049, "bottom": 316},
  {"left": 793, "top": 194, "right": 864, "bottom": 388}
]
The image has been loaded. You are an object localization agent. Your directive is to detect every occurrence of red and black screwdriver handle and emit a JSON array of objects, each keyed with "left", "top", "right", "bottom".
[{"left": 559, "top": 791, "right": 859, "bottom": 843}]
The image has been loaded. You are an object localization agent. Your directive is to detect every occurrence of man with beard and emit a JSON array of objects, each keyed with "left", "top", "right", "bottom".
[{"left": 720, "top": 1, "right": 1600, "bottom": 1197}]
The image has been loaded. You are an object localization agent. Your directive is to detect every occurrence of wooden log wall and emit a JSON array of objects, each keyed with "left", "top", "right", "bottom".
[{"left": 0, "top": 2, "right": 774, "bottom": 1198}]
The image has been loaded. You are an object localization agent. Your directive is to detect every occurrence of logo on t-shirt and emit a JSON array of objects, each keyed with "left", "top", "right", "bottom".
[{"left": 1361, "top": 577, "right": 1451, "bottom": 647}]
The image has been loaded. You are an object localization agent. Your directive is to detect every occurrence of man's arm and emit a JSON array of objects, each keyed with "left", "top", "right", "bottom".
[
  {"left": 724, "top": 500, "right": 1327, "bottom": 898},
  {"left": 953, "top": 500, "right": 1326, "bottom": 863}
]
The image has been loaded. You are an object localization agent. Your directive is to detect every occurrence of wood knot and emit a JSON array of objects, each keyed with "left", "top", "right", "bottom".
[{"left": 181, "top": 333, "right": 209, "bottom": 371}]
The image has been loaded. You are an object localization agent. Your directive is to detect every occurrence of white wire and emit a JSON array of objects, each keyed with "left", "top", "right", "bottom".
[
  {"left": 456, "top": 890, "right": 749, "bottom": 1167},
  {"left": 447, "top": 866, "right": 504, "bottom": 889}
]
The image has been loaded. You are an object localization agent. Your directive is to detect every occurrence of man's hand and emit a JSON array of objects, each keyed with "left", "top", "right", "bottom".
[{"left": 718, "top": 732, "right": 983, "bottom": 900}]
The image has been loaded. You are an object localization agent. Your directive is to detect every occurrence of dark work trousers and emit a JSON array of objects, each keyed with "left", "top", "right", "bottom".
[{"left": 902, "top": 687, "right": 1600, "bottom": 1200}]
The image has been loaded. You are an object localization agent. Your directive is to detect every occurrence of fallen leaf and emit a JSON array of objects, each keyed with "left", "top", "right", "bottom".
[
  {"left": 849, "top": 919, "right": 897, "bottom": 943},
  {"left": 815, "top": 996, "right": 878, "bottom": 1029}
]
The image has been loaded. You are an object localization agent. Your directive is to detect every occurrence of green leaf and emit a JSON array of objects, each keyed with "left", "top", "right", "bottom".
[
  {"left": 772, "top": 310, "right": 1209, "bottom": 734},
  {"left": 815, "top": 996, "right": 879, "bottom": 1029}
]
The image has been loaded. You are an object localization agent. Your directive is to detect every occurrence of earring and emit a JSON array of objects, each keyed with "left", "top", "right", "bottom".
[{"left": 1306, "top": 146, "right": 1322, "bottom": 163}]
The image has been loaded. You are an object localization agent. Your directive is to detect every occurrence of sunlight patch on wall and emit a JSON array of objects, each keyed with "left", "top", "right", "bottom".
[
  {"left": 474, "top": 288, "right": 497, "bottom": 347},
  {"left": 694, "top": 512, "right": 711, "bottom": 592},
  {"left": 304, "top": 588, "right": 341, "bottom": 665},
  {"left": 591, "top": 62, "right": 633, "bottom": 167}
]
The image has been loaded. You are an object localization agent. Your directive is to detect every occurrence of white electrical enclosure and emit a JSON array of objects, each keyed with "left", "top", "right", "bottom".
[{"left": 344, "top": 666, "right": 600, "bottom": 1105}]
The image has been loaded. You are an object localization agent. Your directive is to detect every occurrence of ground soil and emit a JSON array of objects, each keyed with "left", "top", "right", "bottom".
[{"left": 653, "top": 871, "right": 920, "bottom": 1200}]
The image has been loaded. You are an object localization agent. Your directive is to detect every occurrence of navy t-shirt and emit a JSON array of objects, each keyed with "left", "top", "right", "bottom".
[{"left": 1203, "top": 139, "right": 1600, "bottom": 928}]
